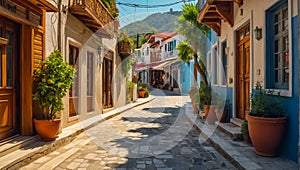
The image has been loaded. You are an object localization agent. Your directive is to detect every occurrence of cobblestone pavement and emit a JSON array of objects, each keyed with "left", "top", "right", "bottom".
[{"left": 21, "top": 89, "right": 236, "bottom": 170}]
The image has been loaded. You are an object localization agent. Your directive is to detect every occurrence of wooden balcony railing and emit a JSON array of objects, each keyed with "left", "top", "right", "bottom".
[
  {"left": 197, "top": 0, "right": 243, "bottom": 36},
  {"left": 69, "top": 0, "right": 116, "bottom": 36}
]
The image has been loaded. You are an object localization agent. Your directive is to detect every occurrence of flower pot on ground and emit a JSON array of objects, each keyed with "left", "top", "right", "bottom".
[
  {"left": 247, "top": 82, "right": 287, "bottom": 157},
  {"left": 137, "top": 83, "right": 150, "bottom": 98},
  {"left": 203, "top": 105, "right": 210, "bottom": 117},
  {"left": 199, "top": 81, "right": 212, "bottom": 117},
  {"left": 33, "top": 50, "right": 76, "bottom": 141},
  {"left": 138, "top": 90, "right": 146, "bottom": 98}
]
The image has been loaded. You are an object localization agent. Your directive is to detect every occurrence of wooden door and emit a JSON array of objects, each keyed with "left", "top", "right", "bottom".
[
  {"left": 0, "top": 18, "right": 19, "bottom": 140},
  {"left": 236, "top": 24, "right": 250, "bottom": 119},
  {"left": 103, "top": 52, "right": 113, "bottom": 109}
]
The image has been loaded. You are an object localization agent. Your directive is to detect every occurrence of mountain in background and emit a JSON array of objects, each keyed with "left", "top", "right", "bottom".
[{"left": 121, "top": 11, "right": 182, "bottom": 37}]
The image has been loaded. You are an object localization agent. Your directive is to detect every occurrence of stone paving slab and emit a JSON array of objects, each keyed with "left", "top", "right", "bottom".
[
  {"left": 186, "top": 111, "right": 298, "bottom": 170},
  {"left": 21, "top": 94, "right": 236, "bottom": 170},
  {"left": 0, "top": 96, "right": 154, "bottom": 170}
]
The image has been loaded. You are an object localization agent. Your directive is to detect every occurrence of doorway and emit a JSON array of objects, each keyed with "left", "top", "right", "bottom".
[
  {"left": 0, "top": 17, "right": 20, "bottom": 140},
  {"left": 236, "top": 23, "right": 250, "bottom": 119},
  {"left": 103, "top": 51, "right": 113, "bottom": 109}
]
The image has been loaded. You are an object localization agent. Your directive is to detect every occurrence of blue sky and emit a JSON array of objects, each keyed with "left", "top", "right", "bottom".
[{"left": 117, "top": 0, "right": 197, "bottom": 28}]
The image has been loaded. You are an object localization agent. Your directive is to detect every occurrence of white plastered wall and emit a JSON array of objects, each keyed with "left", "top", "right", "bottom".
[{"left": 218, "top": 0, "right": 298, "bottom": 118}]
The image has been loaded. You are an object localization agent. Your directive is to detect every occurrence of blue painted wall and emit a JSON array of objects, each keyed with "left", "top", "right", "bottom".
[
  {"left": 277, "top": 16, "right": 299, "bottom": 162},
  {"left": 179, "top": 61, "right": 191, "bottom": 94}
]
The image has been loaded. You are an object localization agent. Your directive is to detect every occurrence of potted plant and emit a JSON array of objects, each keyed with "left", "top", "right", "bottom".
[
  {"left": 188, "top": 83, "right": 200, "bottom": 113},
  {"left": 33, "top": 50, "right": 76, "bottom": 141},
  {"left": 246, "top": 81, "right": 286, "bottom": 156},
  {"left": 117, "top": 32, "right": 134, "bottom": 57},
  {"left": 199, "top": 81, "right": 212, "bottom": 117},
  {"left": 241, "top": 120, "right": 252, "bottom": 144},
  {"left": 137, "top": 83, "right": 149, "bottom": 98}
]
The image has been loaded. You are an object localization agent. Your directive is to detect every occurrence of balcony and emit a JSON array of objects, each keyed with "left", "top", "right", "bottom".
[
  {"left": 68, "top": 0, "right": 115, "bottom": 37},
  {"left": 197, "top": 0, "right": 243, "bottom": 36}
]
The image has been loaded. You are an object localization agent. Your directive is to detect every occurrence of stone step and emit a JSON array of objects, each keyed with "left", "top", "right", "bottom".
[
  {"left": 230, "top": 117, "right": 244, "bottom": 127},
  {"left": 0, "top": 135, "right": 38, "bottom": 158},
  {"left": 215, "top": 122, "right": 243, "bottom": 141}
]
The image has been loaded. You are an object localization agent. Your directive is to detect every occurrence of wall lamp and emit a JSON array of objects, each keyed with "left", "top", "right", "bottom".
[{"left": 254, "top": 26, "right": 262, "bottom": 41}]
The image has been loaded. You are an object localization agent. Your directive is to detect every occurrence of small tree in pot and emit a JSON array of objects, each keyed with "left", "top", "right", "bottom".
[
  {"left": 247, "top": 81, "right": 286, "bottom": 156},
  {"left": 199, "top": 81, "right": 212, "bottom": 117},
  {"left": 33, "top": 50, "right": 76, "bottom": 141}
]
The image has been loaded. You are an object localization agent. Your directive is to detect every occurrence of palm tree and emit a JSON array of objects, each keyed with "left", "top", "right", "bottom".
[{"left": 176, "top": 3, "right": 210, "bottom": 85}]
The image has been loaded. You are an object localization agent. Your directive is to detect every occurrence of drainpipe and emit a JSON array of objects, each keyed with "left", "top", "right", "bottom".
[{"left": 57, "top": 0, "right": 62, "bottom": 51}]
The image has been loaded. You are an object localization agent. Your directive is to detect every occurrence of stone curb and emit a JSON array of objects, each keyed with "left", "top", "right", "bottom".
[
  {"left": 0, "top": 96, "right": 155, "bottom": 170},
  {"left": 185, "top": 111, "right": 263, "bottom": 170}
]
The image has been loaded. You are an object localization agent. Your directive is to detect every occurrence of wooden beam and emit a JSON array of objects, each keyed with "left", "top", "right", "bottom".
[
  {"left": 202, "top": 18, "right": 220, "bottom": 24},
  {"left": 21, "top": 25, "right": 33, "bottom": 136},
  {"left": 215, "top": 2, "right": 234, "bottom": 27},
  {"left": 204, "top": 12, "right": 220, "bottom": 18},
  {"left": 209, "top": 24, "right": 221, "bottom": 36},
  {"left": 233, "top": 0, "right": 243, "bottom": 6},
  {"left": 197, "top": 3, "right": 210, "bottom": 22}
]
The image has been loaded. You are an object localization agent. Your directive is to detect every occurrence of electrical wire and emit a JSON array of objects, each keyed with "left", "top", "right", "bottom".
[{"left": 117, "top": 0, "right": 195, "bottom": 8}]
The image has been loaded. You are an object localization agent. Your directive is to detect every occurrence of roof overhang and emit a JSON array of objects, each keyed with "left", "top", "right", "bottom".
[{"left": 197, "top": 0, "right": 243, "bottom": 36}]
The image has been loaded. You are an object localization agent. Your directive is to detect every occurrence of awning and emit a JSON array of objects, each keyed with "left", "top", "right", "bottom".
[
  {"left": 152, "top": 61, "right": 172, "bottom": 70},
  {"left": 152, "top": 58, "right": 179, "bottom": 70}
]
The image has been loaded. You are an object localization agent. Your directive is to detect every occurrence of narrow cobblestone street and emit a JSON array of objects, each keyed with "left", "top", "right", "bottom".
[{"left": 21, "top": 89, "right": 236, "bottom": 170}]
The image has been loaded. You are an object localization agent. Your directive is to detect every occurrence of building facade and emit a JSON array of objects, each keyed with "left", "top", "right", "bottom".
[
  {"left": 198, "top": 0, "right": 298, "bottom": 162},
  {"left": 45, "top": 0, "right": 126, "bottom": 128},
  {"left": 135, "top": 32, "right": 196, "bottom": 94},
  {"left": 0, "top": 0, "right": 57, "bottom": 140}
]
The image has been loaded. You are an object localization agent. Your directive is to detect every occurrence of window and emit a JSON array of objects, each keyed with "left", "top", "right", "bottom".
[
  {"left": 87, "top": 51, "right": 94, "bottom": 112},
  {"left": 146, "top": 47, "right": 149, "bottom": 55},
  {"left": 165, "top": 44, "right": 167, "bottom": 52},
  {"left": 212, "top": 46, "right": 218, "bottom": 85},
  {"left": 221, "top": 41, "right": 227, "bottom": 85},
  {"left": 267, "top": 1, "right": 290, "bottom": 90},
  {"left": 69, "top": 45, "right": 79, "bottom": 117}
]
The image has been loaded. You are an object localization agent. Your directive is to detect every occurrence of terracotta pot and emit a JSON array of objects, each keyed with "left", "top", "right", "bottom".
[
  {"left": 206, "top": 105, "right": 217, "bottom": 124},
  {"left": 246, "top": 115, "right": 287, "bottom": 157},
  {"left": 34, "top": 119, "right": 61, "bottom": 141},
  {"left": 215, "top": 108, "right": 227, "bottom": 123},
  {"left": 138, "top": 91, "right": 146, "bottom": 98},
  {"left": 204, "top": 105, "right": 210, "bottom": 117}
]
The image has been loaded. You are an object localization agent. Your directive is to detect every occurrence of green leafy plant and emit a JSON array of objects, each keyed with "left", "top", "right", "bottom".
[
  {"left": 137, "top": 83, "right": 150, "bottom": 97},
  {"left": 249, "top": 81, "right": 285, "bottom": 118},
  {"left": 33, "top": 50, "right": 76, "bottom": 120},
  {"left": 117, "top": 32, "right": 135, "bottom": 59},
  {"left": 199, "top": 81, "right": 212, "bottom": 108}
]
